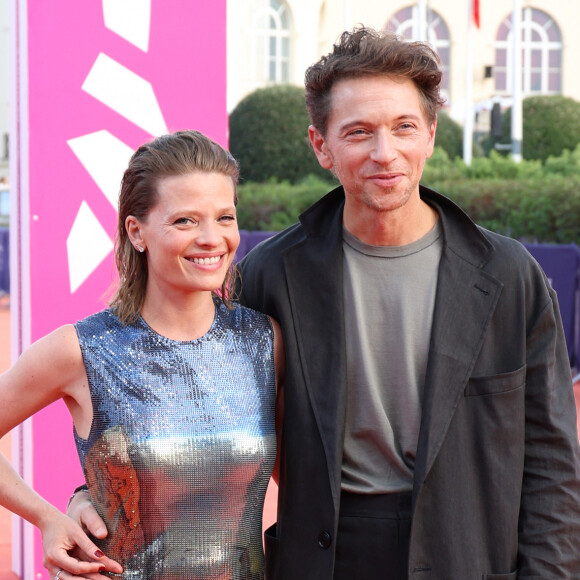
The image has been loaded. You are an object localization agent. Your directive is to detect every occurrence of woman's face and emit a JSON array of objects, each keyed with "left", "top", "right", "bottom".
[{"left": 128, "top": 171, "right": 240, "bottom": 299}]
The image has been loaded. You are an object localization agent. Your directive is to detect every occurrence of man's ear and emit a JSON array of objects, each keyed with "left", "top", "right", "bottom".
[
  {"left": 426, "top": 117, "right": 437, "bottom": 159},
  {"left": 308, "top": 125, "right": 334, "bottom": 170}
]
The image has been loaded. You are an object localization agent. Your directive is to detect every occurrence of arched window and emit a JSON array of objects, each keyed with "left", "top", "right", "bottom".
[
  {"left": 494, "top": 8, "right": 562, "bottom": 95},
  {"left": 386, "top": 6, "right": 451, "bottom": 98},
  {"left": 254, "top": 0, "right": 291, "bottom": 84}
]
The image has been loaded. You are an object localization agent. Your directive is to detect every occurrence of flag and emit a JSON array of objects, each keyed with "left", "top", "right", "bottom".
[{"left": 473, "top": 0, "right": 480, "bottom": 28}]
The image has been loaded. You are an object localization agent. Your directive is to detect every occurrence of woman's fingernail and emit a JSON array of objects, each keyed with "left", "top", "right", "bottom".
[{"left": 94, "top": 549, "right": 105, "bottom": 558}]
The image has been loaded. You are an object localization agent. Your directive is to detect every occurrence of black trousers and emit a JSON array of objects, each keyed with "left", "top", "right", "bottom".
[{"left": 333, "top": 491, "right": 412, "bottom": 580}]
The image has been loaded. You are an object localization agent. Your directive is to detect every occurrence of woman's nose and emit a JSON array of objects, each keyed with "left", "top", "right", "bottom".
[{"left": 196, "top": 223, "right": 221, "bottom": 246}]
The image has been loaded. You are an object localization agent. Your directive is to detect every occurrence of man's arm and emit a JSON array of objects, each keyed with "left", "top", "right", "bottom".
[
  {"left": 518, "top": 285, "right": 580, "bottom": 577},
  {"left": 67, "top": 489, "right": 109, "bottom": 540}
]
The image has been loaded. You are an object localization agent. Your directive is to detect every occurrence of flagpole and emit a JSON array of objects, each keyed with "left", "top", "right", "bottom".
[
  {"left": 417, "top": 0, "right": 427, "bottom": 41},
  {"left": 463, "top": 0, "right": 474, "bottom": 165},
  {"left": 511, "top": 0, "right": 523, "bottom": 162},
  {"left": 343, "top": 0, "right": 351, "bottom": 31}
]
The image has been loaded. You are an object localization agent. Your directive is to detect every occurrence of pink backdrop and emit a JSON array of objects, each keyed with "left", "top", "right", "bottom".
[{"left": 22, "top": 1, "right": 227, "bottom": 575}]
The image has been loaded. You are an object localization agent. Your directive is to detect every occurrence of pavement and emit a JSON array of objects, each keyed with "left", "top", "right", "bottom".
[{"left": 0, "top": 296, "right": 18, "bottom": 579}]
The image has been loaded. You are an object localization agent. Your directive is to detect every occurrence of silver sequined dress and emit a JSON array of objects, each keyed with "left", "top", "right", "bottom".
[{"left": 74, "top": 300, "right": 276, "bottom": 579}]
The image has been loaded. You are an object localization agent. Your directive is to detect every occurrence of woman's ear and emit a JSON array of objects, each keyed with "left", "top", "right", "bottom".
[{"left": 126, "top": 216, "right": 145, "bottom": 252}]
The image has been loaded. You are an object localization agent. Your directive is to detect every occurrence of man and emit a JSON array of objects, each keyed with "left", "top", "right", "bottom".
[{"left": 69, "top": 27, "right": 580, "bottom": 578}]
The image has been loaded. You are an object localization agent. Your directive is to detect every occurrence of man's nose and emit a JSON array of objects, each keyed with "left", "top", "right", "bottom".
[{"left": 370, "top": 133, "right": 397, "bottom": 164}]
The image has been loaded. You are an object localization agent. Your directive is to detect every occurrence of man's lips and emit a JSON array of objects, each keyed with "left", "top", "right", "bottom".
[{"left": 368, "top": 173, "right": 403, "bottom": 184}]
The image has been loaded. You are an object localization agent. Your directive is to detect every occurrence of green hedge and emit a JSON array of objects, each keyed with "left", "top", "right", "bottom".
[
  {"left": 493, "top": 95, "right": 580, "bottom": 162},
  {"left": 237, "top": 175, "right": 336, "bottom": 231},
  {"left": 237, "top": 145, "right": 580, "bottom": 244},
  {"left": 435, "top": 112, "right": 483, "bottom": 160},
  {"left": 229, "top": 85, "right": 333, "bottom": 184}
]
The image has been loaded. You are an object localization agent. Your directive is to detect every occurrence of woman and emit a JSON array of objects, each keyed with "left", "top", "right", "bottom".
[{"left": 0, "top": 130, "right": 283, "bottom": 579}]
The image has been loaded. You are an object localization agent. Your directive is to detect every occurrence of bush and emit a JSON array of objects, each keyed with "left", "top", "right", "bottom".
[
  {"left": 544, "top": 144, "right": 580, "bottom": 177},
  {"left": 237, "top": 175, "right": 332, "bottom": 231},
  {"left": 497, "top": 95, "right": 580, "bottom": 162},
  {"left": 229, "top": 85, "right": 333, "bottom": 184},
  {"left": 434, "top": 112, "right": 483, "bottom": 160},
  {"left": 423, "top": 148, "right": 543, "bottom": 183},
  {"left": 237, "top": 147, "right": 580, "bottom": 244},
  {"left": 422, "top": 148, "right": 580, "bottom": 243},
  {"left": 433, "top": 112, "right": 463, "bottom": 159}
]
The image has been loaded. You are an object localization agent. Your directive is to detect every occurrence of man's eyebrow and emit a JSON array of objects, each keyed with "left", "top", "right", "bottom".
[
  {"left": 336, "top": 119, "right": 366, "bottom": 132},
  {"left": 338, "top": 114, "right": 423, "bottom": 132}
]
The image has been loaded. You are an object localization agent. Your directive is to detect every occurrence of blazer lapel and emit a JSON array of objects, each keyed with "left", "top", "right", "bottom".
[
  {"left": 282, "top": 214, "right": 347, "bottom": 505},
  {"left": 414, "top": 250, "right": 503, "bottom": 488}
]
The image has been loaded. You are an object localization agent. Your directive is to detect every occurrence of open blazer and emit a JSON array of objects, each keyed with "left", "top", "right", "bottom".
[{"left": 238, "top": 185, "right": 580, "bottom": 579}]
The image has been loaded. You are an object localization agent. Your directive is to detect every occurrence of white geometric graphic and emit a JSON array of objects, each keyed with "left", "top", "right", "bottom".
[
  {"left": 67, "top": 130, "right": 134, "bottom": 210},
  {"left": 82, "top": 52, "right": 168, "bottom": 136},
  {"left": 67, "top": 201, "right": 114, "bottom": 293},
  {"left": 103, "top": 0, "right": 152, "bottom": 52}
]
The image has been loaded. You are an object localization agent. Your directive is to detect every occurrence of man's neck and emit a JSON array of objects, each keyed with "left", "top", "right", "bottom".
[{"left": 343, "top": 198, "right": 439, "bottom": 247}]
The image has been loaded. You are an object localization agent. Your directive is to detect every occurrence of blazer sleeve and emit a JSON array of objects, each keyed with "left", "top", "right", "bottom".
[{"left": 518, "top": 282, "right": 580, "bottom": 577}]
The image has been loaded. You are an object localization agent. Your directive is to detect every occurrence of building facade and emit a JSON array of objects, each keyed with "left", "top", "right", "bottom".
[
  {"left": 227, "top": 0, "right": 580, "bottom": 130},
  {"left": 1, "top": 1, "right": 578, "bottom": 184}
]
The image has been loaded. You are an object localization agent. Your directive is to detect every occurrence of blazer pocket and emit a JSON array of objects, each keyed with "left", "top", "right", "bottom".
[
  {"left": 264, "top": 522, "right": 280, "bottom": 580},
  {"left": 483, "top": 573, "right": 517, "bottom": 580},
  {"left": 465, "top": 365, "right": 526, "bottom": 397}
]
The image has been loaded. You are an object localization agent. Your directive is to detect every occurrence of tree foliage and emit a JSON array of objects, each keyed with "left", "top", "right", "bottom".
[
  {"left": 497, "top": 95, "right": 580, "bottom": 162},
  {"left": 434, "top": 112, "right": 464, "bottom": 160},
  {"left": 238, "top": 145, "right": 580, "bottom": 244},
  {"left": 229, "top": 85, "right": 332, "bottom": 184}
]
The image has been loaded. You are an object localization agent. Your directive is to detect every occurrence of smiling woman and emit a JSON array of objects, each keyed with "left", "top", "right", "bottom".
[
  {"left": 0, "top": 130, "right": 284, "bottom": 580},
  {"left": 125, "top": 171, "right": 241, "bottom": 341}
]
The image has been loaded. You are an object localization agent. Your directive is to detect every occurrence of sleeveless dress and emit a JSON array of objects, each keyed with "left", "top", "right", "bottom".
[{"left": 74, "top": 300, "right": 276, "bottom": 579}]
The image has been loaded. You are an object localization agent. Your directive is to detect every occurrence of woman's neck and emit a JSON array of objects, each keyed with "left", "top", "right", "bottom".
[{"left": 139, "top": 288, "right": 216, "bottom": 341}]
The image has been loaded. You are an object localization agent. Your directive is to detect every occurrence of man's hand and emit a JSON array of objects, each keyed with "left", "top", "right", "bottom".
[{"left": 67, "top": 490, "right": 108, "bottom": 539}]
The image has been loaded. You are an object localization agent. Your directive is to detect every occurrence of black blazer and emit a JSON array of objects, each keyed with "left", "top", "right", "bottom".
[{"left": 239, "top": 185, "right": 580, "bottom": 579}]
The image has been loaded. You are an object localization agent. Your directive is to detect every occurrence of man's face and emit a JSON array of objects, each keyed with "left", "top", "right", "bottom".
[{"left": 309, "top": 75, "right": 436, "bottom": 217}]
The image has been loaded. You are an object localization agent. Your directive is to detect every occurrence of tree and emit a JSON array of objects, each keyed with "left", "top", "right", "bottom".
[
  {"left": 498, "top": 95, "right": 580, "bottom": 162},
  {"left": 434, "top": 112, "right": 464, "bottom": 159},
  {"left": 229, "top": 85, "right": 332, "bottom": 184}
]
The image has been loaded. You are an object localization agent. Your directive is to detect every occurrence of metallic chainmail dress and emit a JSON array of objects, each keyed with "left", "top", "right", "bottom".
[{"left": 74, "top": 300, "right": 276, "bottom": 579}]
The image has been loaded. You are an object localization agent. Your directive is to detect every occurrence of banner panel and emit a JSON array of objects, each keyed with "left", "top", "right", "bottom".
[{"left": 19, "top": 1, "right": 227, "bottom": 575}]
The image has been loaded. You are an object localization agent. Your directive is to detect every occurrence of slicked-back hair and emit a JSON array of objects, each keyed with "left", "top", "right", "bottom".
[
  {"left": 305, "top": 26, "right": 445, "bottom": 135},
  {"left": 110, "top": 130, "right": 240, "bottom": 324}
]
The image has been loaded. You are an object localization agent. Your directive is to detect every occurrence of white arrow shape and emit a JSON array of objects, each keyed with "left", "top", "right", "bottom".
[
  {"left": 103, "top": 0, "right": 151, "bottom": 52},
  {"left": 67, "top": 201, "right": 114, "bottom": 293},
  {"left": 82, "top": 52, "right": 168, "bottom": 136},
  {"left": 67, "top": 130, "right": 134, "bottom": 210}
]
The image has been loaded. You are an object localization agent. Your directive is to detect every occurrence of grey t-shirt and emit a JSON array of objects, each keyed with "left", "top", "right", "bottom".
[{"left": 341, "top": 220, "right": 442, "bottom": 494}]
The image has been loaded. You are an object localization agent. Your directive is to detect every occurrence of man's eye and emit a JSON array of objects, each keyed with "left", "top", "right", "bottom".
[{"left": 219, "top": 215, "right": 236, "bottom": 222}]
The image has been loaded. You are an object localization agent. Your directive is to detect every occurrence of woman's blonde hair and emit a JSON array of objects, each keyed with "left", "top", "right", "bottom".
[{"left": 109, "top": 130, "right": 240, "bottom": 323}]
